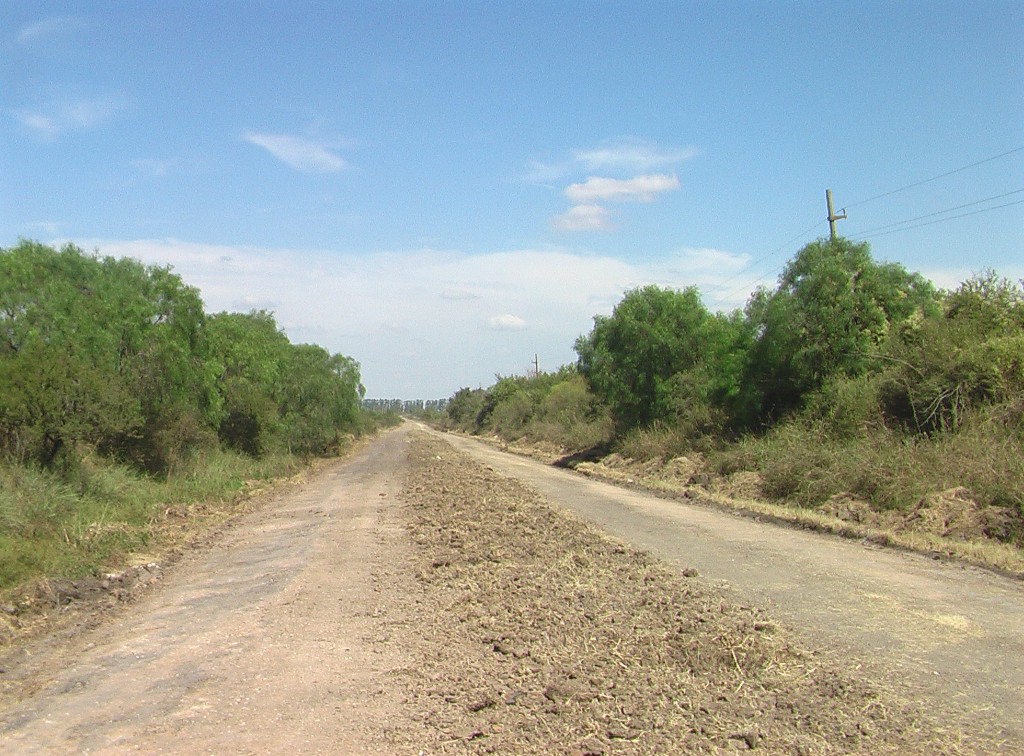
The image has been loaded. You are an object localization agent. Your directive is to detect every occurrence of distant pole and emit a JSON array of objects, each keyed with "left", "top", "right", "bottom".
[
  {"left": 826, "top": 189, "right": 847, "bottom": 240},
  {"left": 533, "top": 354, "right": 539, "bottom": 377}
]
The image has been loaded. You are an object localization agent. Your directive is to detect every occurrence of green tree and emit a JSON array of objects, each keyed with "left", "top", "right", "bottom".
[
  {"left": 278, "top": 345, "right": 364, "bottom": 454},
  {"left": 95, "top": 257, "right": 220, "bottom": 471},
  {"left": 0, "top": 242, "right": 141, "bottom": 464},
  {"left": 742, "top": 238, "right": 938, "bottom": 424},
  {"left": 532, "top": 371, "right": 613, "bottom": 450},
  {"left": 447, "top": 387, "right": 487, "bottom": 430},
  {"left": 575, "top": 285, "right": 724, "bottom": 431},
  {"left": 475, "top": 375, "right": 532, "bottom": 433},
  {"left": 205, "top": 311, "right": 291, "bottom": 455},
  {"left": 881, "top": 272, "right": 1024, "bottom": 433},
  {"left": 1, "top": 240, "right": 365, "bottom": 468}
]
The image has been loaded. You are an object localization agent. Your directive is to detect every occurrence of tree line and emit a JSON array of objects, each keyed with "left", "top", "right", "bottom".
[
  {"left": 0, "top": 240, "right": 365, "bottom": 475},
  {"left": 446, "top": 238, "right": 1023, "bottom": 524}
]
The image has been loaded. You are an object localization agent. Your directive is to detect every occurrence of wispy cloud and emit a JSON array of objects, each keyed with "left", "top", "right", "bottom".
[
  {"left": 487, "top": 314, "right": 527, "bottom": 330},
  {"left": 27, "top": 220, "right": 62, "bottom": 236},
  {"left": 131, "top": 158, "right": 178, "bottom": 178},
  {"left": 536, "top": 139, "right": 693, "bottom": 232},
  {"left": 573, "top": 140, "right": 699, "bottom": 171},
  {"left": 565, "top": 174, "right": 680, "bottom": 204},
  {"left": 16, "top": 15, "right": 87, "bottom": 45},
  {"left": 525, "top": 138, "right": 696, "bottom": 185},
  {"left": 550, "top": 204, "right": 613, "bottom": 232},
  {"left": 441, "top": 288, "right": 481, "bottom": 301},
  {"left": 523, "top": 159, "right": 572, "bottom": 184},
  {"left": 16, "top": 97, "right": 125, "bottom": 139},
  {"left": 242, "top": 132, "right": 348, "bottom": 173}
]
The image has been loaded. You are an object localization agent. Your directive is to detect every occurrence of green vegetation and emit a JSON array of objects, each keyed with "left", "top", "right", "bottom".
[
  {"left": 446, "top": 238, "right": 1024, "bottom": 551},
  {"left": 444, "top": 368, "right": 613, "bottom": 453},
  {"left": 0, "top": 240, "right": 370, "bottom": 593},
  {"left": 0, "top": 447, "right": 301, "bottom": 590}
]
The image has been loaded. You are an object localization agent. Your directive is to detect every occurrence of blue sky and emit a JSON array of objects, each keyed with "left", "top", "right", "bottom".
[{"left": 2, "top": 2, "right": 1022, "bottom": 399}]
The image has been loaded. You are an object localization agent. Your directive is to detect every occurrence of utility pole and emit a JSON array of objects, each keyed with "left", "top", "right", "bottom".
[
  {"left": 826, "top": 189, "right": 847, "bottom": 240},
  {"left": 532, "top": 354, "right": 539, "bottom": 378}
]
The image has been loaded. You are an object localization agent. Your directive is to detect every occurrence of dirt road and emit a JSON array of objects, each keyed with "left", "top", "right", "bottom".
[
  {"left": 0, "top": 428, "right": 416, "bottom": 754},
  {"left": 435, "top": 426, "right": 1024, "bottom": 743},
  {"left": 1, "top": 423, "right": 1020, "bottom": 753}
]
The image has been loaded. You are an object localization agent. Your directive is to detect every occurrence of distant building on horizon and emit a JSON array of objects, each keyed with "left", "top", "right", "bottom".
[{"left": 362, "top": 398, "right": 448, "bottom": 414}]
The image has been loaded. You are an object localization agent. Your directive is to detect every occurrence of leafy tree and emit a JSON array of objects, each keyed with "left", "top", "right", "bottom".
[
  {"left": 881, "top": 272, "right": 1024, "bottom": 433},
  {"left": 653, "top": 309, "right": 753, "bottom": 436},
  {"left": 575, "top": 285, "right": 723, "bottom": 431},
  {"left": 205, "top": 312, "right": 365, "bottom": 456},
  {"left": 278, "top": 345, "right": 363, "bottom": 454},
  {"left": 742, "top": 238, "right": 938, "bottom": 425},
  {"left": 0, "top": 241, "right": 230, "bottom": 470},
  {"left": 0, "top": 242, "right": 143, "bottom": 464},
  {"left": 1, "top": 240, "right": 366, "bottom": 471},
  {"left": 532, "top": 371, "right": 613, "bottom": 450},
  {"left": 944, "top": 269, "right": 1024, "bottom": 332},
  {"left": 94, "top": 257, "right": 220, "bottom": 471},
  {"left": 205, "top": 311, "right": 291, "bottom": 455},
  {"left": 447, "top": 387, "right": 487, "bottom": 430},
  {"left": 0, "top": 340, "right": 138, "bottom": 465},
  {"left": 328, "top": 352, "right": 365, "bottom": 431},
  {"left": 475, "top": 375, "right": 531, "bottom": 431}
]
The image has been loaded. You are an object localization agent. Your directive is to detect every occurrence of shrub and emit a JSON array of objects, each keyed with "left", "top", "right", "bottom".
[
  {"left": 616, "top": 423, "right": 694, "bottom": 462},
  {"left": 803, "top": 374, "right": 885, "bottom": 439},
  {"left": 527, "top": 374, "right": 613, "bottom": 451},
  {"left": 489, "top": 391, "right": 533, "bottom": 439},
  {"left": 446, "top": 387, "right": 487, "bottom": 431}
]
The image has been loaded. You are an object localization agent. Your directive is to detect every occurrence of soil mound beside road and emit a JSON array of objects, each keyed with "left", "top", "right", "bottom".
[{"left": 390, "top": 431, "right": 967, "bottom": 754}]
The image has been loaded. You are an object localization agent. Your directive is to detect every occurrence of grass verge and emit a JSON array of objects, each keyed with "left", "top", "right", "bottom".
[{"left": 0, "top": 447, "right": 308, "bottom": 601}]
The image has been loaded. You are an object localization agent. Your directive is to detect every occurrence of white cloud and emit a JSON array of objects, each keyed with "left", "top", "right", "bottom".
[
  {"left": 550, "top": 204, "right": 613, "bottom": 232},
  {"left": 487, "top": 314, "right": 527, "bottom": 330},
  {"left": 16, "top": 15, "right": 86, "bottom": 45},
  {"left": 16, "top": 112, "right": 60, "bottom": 138},
  {"left": 531, "top": 140, "right": 693, "bottom": 232},
  {"left": 441, "top": 288, "right": 481, "bottom": 301},
  {"left": 242, "top": 132, "right": 347, "bottom": 173},
  {"left": 131, "top": 158, "right": 177, "bottom": 178},
  {"left": 525, "top": 139, "right": 696, "bottom": 184},
  {"left": 658, "top": 248, "right": 755, "bottom": 309},
  {"left": 573, "top": 140, "right": 699, "bottom": 171},
  {"left": 16, "top": 97, "right": 125, "bottom": 139},
  {"left": 565, "top": 174, "right": 680, "bottom": 204},
  {"left": 667, "top": 247, "right": 752, "bottom": 277},
  {"left": 27, "top": 220, "right": 62, "bottom": 236},
  {"left": 74, "top": 238, "right": 759, "bottom": 399}
]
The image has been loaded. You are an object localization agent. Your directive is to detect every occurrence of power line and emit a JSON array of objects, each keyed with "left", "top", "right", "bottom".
[
  {"left": 702, "top": 218, "right": 825, "bottom": 309},
  {"left": 845, "top": 146, "right": 1024, "bottom": 209},
  {"left": 852, "top": 198, "right": 1024, "bottom": 240},
  {"left": 702, "top": 147, "right": 1023, "bottom": 311},
  {"left": 849, "top": 188, "right": 1024, "bottom": 239}
]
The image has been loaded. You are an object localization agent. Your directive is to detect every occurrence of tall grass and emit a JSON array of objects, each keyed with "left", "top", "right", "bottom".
[
  {"left": 714, "top": 414, "right": 1024, "bottom": 523},
  {"left": 0, "top": 448, "right": 303, "bottom": 594}
]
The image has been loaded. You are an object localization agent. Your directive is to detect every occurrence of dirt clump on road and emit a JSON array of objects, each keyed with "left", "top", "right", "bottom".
[{"left": 392, "top": 432, "right": 964, "bottom": 754}]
